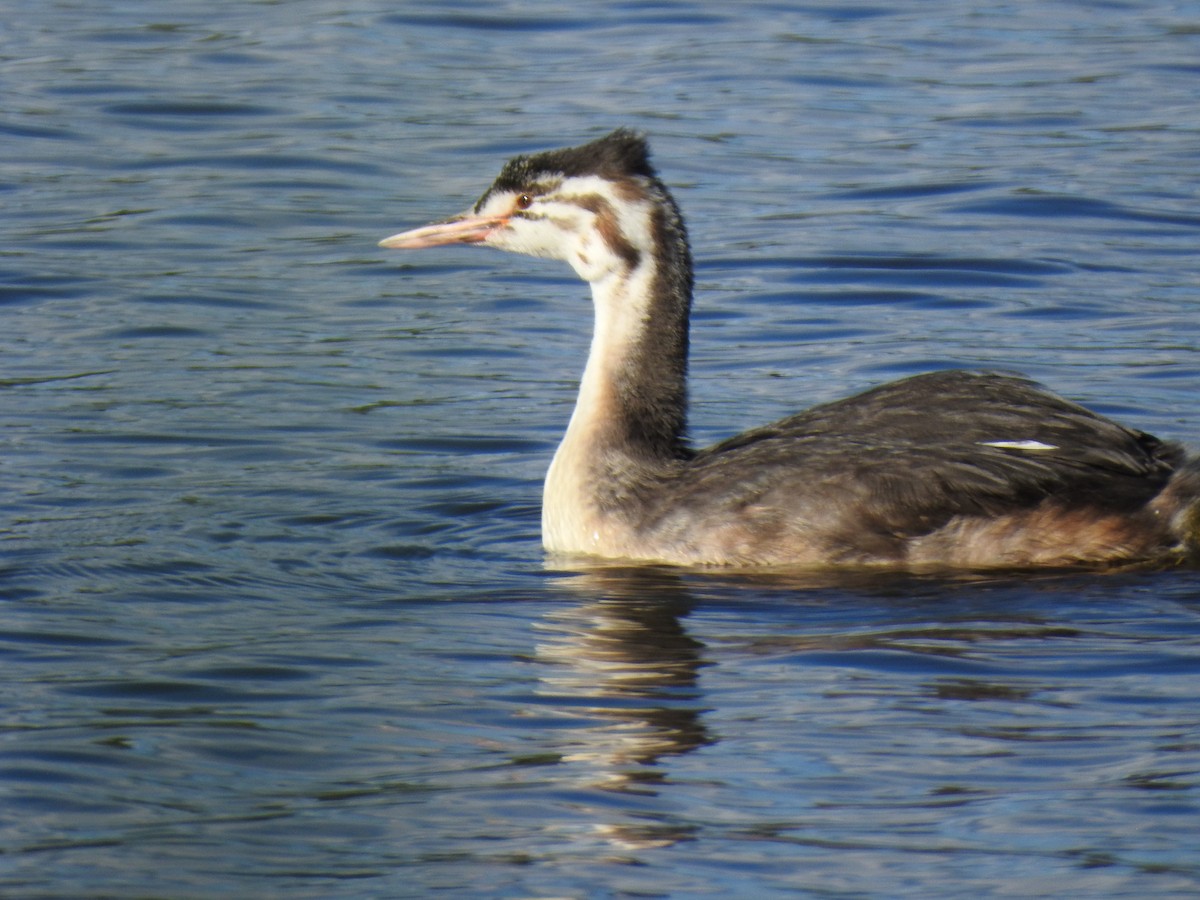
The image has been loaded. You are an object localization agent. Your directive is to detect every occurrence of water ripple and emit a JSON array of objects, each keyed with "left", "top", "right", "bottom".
[{"left": 3, "top": 1, "right": 1200, "bottom": 897}]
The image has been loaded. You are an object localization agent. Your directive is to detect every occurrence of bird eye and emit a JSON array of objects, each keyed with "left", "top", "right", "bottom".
[{"left": 516, "top": 194, "right": 533, "bottom": 210}]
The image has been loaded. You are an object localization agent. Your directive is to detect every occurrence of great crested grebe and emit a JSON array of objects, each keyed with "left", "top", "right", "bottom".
[{"left": 380, "top": 128, "right": 1200, "bottom": 568}]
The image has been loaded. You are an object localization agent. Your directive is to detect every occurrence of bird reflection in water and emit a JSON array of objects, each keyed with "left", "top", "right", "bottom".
[
  {"left": 526, "top": 564, "right": 1096, "bottom": 850},
  {"left": 532, "top": 567, "right": 709, "bottom": 848}
]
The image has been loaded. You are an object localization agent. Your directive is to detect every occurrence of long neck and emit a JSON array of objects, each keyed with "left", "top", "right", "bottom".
[
  {"left": 570, "top": 203, "right": 693, "bottom": 464},
  {"left": 542, "top": 188, "right": 694, "bottom": 554}
]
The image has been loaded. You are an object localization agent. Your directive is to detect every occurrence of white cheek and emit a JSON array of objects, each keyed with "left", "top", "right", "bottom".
[
  {"left": 494, "top": 219, "right": 572, "bottom": 262},
  {"left": 570, "top": 234, "right": 606, "bottom": 280}
]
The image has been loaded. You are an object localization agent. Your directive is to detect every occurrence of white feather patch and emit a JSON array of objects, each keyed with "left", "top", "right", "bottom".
[{"left": 979, "top": 439, "right": 1060, "bottom": 451}]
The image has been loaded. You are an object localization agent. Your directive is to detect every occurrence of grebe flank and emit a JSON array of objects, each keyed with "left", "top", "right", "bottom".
[{"left": 380, "top": 128, "right": 1200, "bottom": 568}]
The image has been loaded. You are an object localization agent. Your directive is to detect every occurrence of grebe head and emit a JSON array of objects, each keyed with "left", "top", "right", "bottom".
[{"left": 379, "top": 128, "right": 689, "bottom": 286}]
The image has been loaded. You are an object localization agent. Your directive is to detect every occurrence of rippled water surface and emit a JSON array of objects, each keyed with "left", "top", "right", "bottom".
[{"left": 4, "top": 1, "right": 1200, "bottom": 896}]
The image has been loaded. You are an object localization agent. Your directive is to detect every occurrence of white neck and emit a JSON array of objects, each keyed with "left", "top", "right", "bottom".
[{"left": 542, "top": 262, "right": 660, "bottom": 556}]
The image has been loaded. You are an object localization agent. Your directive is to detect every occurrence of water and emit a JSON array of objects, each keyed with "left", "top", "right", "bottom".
[{"left": 3, "top": 1, "right": 1200, "bottom": 896}]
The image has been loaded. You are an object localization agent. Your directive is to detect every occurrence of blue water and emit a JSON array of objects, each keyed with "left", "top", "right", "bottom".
[{"left": 3, "top": 1, "right": 1200, "bottom": 896}]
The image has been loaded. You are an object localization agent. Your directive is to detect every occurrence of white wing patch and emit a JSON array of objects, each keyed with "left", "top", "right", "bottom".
[{"left": 979, "top": 439, "right": 1060, "bottom": 452}]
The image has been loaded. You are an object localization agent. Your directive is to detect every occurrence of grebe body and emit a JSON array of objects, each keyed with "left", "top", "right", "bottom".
[{"left": 380, "top": 129, "right": 1200, "bottom": 568}]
